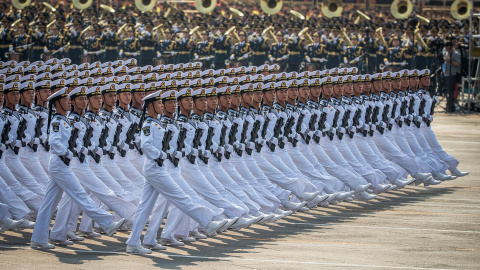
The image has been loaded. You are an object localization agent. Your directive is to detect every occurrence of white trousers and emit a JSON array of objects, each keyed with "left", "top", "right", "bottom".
[
  {"left": 19, "top": 147, "right": 50, "bottom": 189},
  {"left": 320, "top": 137, "right": 368, "bottom": 189},
  {"left": 410, "top": 125, "right": 449, "bottom": 173},
  {"left": 103, "top": 155, "right": 142, "bottom": 196},
  {"left": 116, "top": 155, "right": 146, "bottom": 193},
  {"left": 208, "top": 158, "right": 260, "bottom": 214},
  {"left": 50, "top": 158, "right": 137, "bottom": 241},
  {"left": 421, "top": 124, "right": 459, "bottom": 170},
  {"left": 31, "top": 156, "right": 114, "bottom": 244},
  {"left": 36, "top": 146, "right": 50, "bottom": 175},
  {"left": 401, "top": 125, "right": 443, "bottom": 174},
  {"left": 231, "top": 153, "right": 282, "bottom": 210},
  {"left": 0, "top": 157, "right": 43, "bottom": 213},
  {"left": 88, "top": 156, "right": 140, "bottom": 205},
  {"left": 127, "top": 150, "right": 145, "bottom": 175},
  {"left": 0, "top": 176, "right": 30, "bottom": 219},
  {"left": 5, "top": 149, "right": 46, "bottom": 197},
  {"left": 285, "top": 143, "right": 327, "bottom": 193},
  {"left": 0, "top": 203, "right": 8, "bottom": 220},
  {"left": 180, "top": 158, "right": 247, "bottom": 219}
]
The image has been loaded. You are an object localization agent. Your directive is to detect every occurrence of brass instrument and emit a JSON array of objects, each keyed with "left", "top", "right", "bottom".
[
  {"left": 73, "top": 0, "right": 93, "bottom": 10},
  {"left": 414, "top": 29, "right": 428, "bottom": 49},
  {"left": 322, "top": 0, "right": 343, "bottom": 18},
  {"left": 375, "top": 27, "right": 388, "bottom": 47},
  {"left": 47, "top": 20, "right": 57, "bottom": 30},
  {"left": 117, "top": 23, "right": 128, "bottom": 36},
  {"left": 135, "top": 0, "right": 155, "bottom": 12},
  {"left": 290, "top": 10, "right": 305, "bottom": 20},
  {"left": 225, "top": 26, "right": 240, "bottom": 44},
  {"left": 391, "top": 0, "right": 413, "bottom": 20},
  {"left": 417, "top": 15, "right": 430, "bottom": 24},
  {"left": 451, "top": 0, "right": 472, "bottom": 20},
  {"left": 238, "top": 52, "right": 251, "bottom": 61},
  {"left": 189, "top": 26, "right": 202, "bottom": 40},
  {"left": 341, "top": 29, "right": 353, "bottom": 47},
  {"left": 43, "top": 2, "right": 56, "bottom": 12},
  {"left": 12, "top": 19, "right": 22, "bottom": 28},
  {"left": 12, "top": 0, "right": 31, "bottom": 10},
  {"left": 298, "top": 27, "right": 314, "bottom": 46},
  {"left": 229, "top": 7, "right": 244, "bottom": 17},
  {"left": 100, "top": 4, "right": 115, "bottom": 13},
  {"left": 262, "top": 25, "right": 278, "bottom": 44},
  {"left": 354, "top": 11, "right": 370, "bottom": 25},
  {"left": 260, "top": 0, "right": 283, "bottom": 15},
  {"left": 196, "top": 0, "right": 217, "bottom": 14}
]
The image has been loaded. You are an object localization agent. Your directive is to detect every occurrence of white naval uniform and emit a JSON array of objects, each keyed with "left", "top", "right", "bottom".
[
  {"left": 49, "top": 111, "right": 137, "bottom": 242},
  {"left": 0, "top": 113, "right": 43, "bottom": 214},
  {"left": 0, "top": 203, "right": 8, "bottom": 221},
  {"left": 3, "top": 107, "right": 46, "bottom": 197},
  {"left": 31, "top": 113, "right": 115, "bottom": 245},
  {"left": 34, "top": 105, "right": 51, "bottom": 175},
  {"left": 17, "top": 104, "right": 51, "bottom": 189},
  {"left": 0, "top": 176, "right": 31, "bottom": 220},
  {"left": 126, "top": 106, "right": 146, "bottom": 174},
  {"left": 126, "top": 116, "right": 219, "bottom": 247}
]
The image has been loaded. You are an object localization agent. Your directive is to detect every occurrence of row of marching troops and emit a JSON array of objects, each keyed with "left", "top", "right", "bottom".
[
  {"left": 1, "top": 4, "right": 476, "bottom": 73},
  {"left": 0, "top": 57, "right": 469, "bottom": 253}
]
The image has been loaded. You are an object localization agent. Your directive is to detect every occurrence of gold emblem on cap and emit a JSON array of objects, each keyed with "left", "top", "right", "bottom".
[{"left": 170, "top": 91, "right": 176, "bottom": 97}]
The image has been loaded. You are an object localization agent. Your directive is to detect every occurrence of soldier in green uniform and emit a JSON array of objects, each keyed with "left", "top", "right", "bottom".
[
  {"left": 0, "top": 16, "right": 16, "bottom": 61},
  {"left": 176, "top": 28, "right": 195, "bottom": 64},
  {"left": 385, "top": 35, "right": 406, "bottom": 72},
  {"left": 213, "top": 23, "right": 231, "bottom": 70},
  {"left": 287, "top": 24, "right": 306, "bottom": 72},
  {"left": 102, "top": 20, "right": 121, "bottom": 62},
  {"left": 306, "top": 32, "right": 326, "bottom": 71},
  {"left": 84, "top": 26, "right": 103, "bottom": 62},
  {"left": 325, "top": 25, "right": 344, "bottom": 69},
  {"left": 119, "top": 27, "right": 141, "bottom": 61},
  {"left": 31, "top": 22, "right": 48, "bottom": 62},
  {"left": 11, "top": 24, "right": 32, "bottom": 61},
  {"left": 269, "top": 31, "right": 288, "bottom": 72},
  {"left": 67, "top": 19, "right": 85, "bottom": 65},
  {"left": 158, "top": 29, "right": 177, "bottom": 65},
  {"left": 45, "top": 25, "right": 67, "bottom": 59},
  {"left": 230, "top": 30, "right": 250, "bottom": 67},
  {"left": 361, "top": 26, "right": 378, "bottom": 73},
  {"left": 194, "top": 30, "right": 214, "bottom": 70},
  {"left": 138, "top": 20, "right": 157, "bottom": 66},
  {"left": 343, "top": 35, "right": 363, "bottom": 70},
  {"left": 250, "top": 25, "right": 269, "bottom": 66}
]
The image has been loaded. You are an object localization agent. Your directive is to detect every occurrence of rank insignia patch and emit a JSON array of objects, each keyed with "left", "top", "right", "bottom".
[
  {"left": 143, "top": 126, "right": 151, "bottom": 136},
  {"left": 52, "top": 122, "right": 60, "bottom": 133}
]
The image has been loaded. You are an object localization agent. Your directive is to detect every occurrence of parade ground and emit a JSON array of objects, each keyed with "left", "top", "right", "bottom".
[{"left": 1, "top": 110, "right": 479, "bottom": 270}]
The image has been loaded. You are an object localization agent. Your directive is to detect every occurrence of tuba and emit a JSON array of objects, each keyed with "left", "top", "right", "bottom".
[
  {"left": 322, "top": 0, "right": 343, "bottom": 18},
  {"left": 73, "top": 0, "right": 93, "bottom": 10},
  {"left": 375, "top": 27, "right": 388, "bottom": 47},
  {"left": 225, "top": 26, "right": 240, "bottom": 44},
  {"left": 391, "top": 0, "right": 413, "bottom": 20},
  {"left": 298, "top": 27, "right": 314, "bottom": 46},
  {"left": 12, "top": 0, "right": 31, "bottom": 10},
  {"left": 260, "top": 0, "right": 283, "bottom": 15},
  {"left": 262, "top": 25, "right": 279, "bottom": 44},
  {"left": 196, "top": 0, "right": 217, "bottom": 14},
  {"left": 135, "top": 0, "right": 155, "bottom": 12},
  {"left": 341, "top": 29, "right": 353, "bottom": 47},
  {"left": 451, "top": 0, "right": 472, "bottom": 20}
]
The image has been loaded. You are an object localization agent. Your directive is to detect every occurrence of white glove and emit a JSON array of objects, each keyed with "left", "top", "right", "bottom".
[
  {"left": 319, "top": 58, "right": 325, "bottom": 63},
  {"left": 44, "top": 48, "right": 49, "bottom": 53},
  {"left": 118, "top": 141, "right": 129, "bottom": 152},
  {"left": 233, "top": 118, "right": 242, "bottom": 125},
  {"left": 74, "top": 121, "right": 86, "bottom": 131},
  {"left": 278, "top": 112, "right": 287, "bottom": 120},
  {"left": 257, "top": 36, "right": 262, "bottom": 42},
  {"left": 208, "top": 121, "right": 216, "bottom": 128},
  {"left": 171, "top": 51, "right": 176, "bottom": 56},
  {"left": 182, "top": 144, "right": 191, "bottom": 155},
  {"left": 157, "top": 150, "right": 167, "bottom": 160},
  {"left": 117, "top": 117, "right": 129, "bottom": 127},
  {"left": 40, "top": 133, "right": 48, "bottom": 143},
  {"left": 229, "top": 54, "right": 235, "bottom": 60},
  {"left": 105, "top": 121, "right": 114, "bottom": 129},
  {"left": 5, "top": 134, "right": 14, "bottom": 145},
  {"left": 174, "top": 151, "right": 182, "bottom": 158},
  {"left": 58, "top": 47, "right": 64, "bottom": 52},
  {"left": 190, "top": 148, "right": 199, "bottom": 157},
  {"left": 379, "top": 45, "right": 384, "bottom": 51},
  {"left": 73, "top": 142, "right": 84, "bottom": 154},
  {"left": 109, "top": 146, "right": 117, "bottom": 155},
  {"left": 242, "top": 53, "right": 248, "bottom": 59},
  {"left": 224, "top": 144, "right": 233, "bottom": 153},
  {"left": 323, "top": 123, "right": 331, "bottom": 131},
  {"left": 205, "top": 56, "right": 210, "bottom": 61},
  {"left": 22, "top": 134, "right": 32, "bottom": 145},
  {"left": 282, "top": 55, "right": 288, "bottom": 60},
  {"left": 166, "top": 146, "right": 175, "bottom": 155},
  {"left": 0, "top": 143, "right": 6, "bottom": 152},
  {"left": 195, "top": 55, "right": 199, "bottom": 60},
  {"left": 133, "top": 52, "right": 138, "bottom": 57},
  {"left": 119, "top": 51, "right": 123, "bottom": 56},
  {"left": 255, "top": 138, "right": 265, "bottom": 145},
  {"left": 9, "top": 47, "right": 13, "bottom": 52},
  {"left": 354, "top": 57, "right": 360, "bottom": 62},
  {"left": 223, "top": 121, "right": 232, "bottom": 128},
  {"left": 65, "top": 150, "right": 74, "bottom": 160},
  {"left": 96, "top": 50, "right": 101, "bottom": 55},
  {"left": 267, "top": 113, "right": 276, "bottom": 121},
  {"left": 270, "top": 137, "right": 278, "bottom": 146},
  {"left": 84, "top": 50, "right": 88, "bottom": 55},
  {"left": 417, "top": 45, "right": 423, "bottom": 51},
  {"left": 306, "top": 57, "right": 311, "bottom": 63},
  {"left": 144, "top": 31, "right": 151, "bottom": 37},
  {"left": 30, "top": 137, "right": 40, "bottom": 146},
  {"left": 166, "top": 124, "right": 176, "bottom": 132},
  {"left": 255, "top": 115, "right": 264, "bottom": 123},
  {"left": 155, "top": 52, "right": 160, "bottom": 58},
  {"left": 198, "top": 122, "right": 208, "bottom": 130},
  {"left": 270, "top": 57, "right": 274, "bottom": 62},
  {"left": 246, "top": 141, "right": 255, "bottom": 150},
  {"left": 343, "top": 58, "right": 348, "bottom": 64},
  {"left": 338, "top": 127, "right": 346, "bottom": 134},
  {"left": 401, "top": 62, "right": 406, "bottom": 66},
  {"left": 385, "top": 60, "right": 391, "bottom": 66}
]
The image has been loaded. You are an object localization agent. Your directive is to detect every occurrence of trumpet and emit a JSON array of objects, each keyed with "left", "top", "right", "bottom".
[{"left": 375, "top": 27, "right": 388, "bottom": 47}]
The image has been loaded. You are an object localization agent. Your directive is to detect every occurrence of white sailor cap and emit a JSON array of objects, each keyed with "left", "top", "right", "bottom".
[
  {"left": 202, "top": 78, "right": 215, "bottom": 88},
  {"left": 35, "top": 80, "right": 52, "bottom": 89},
  {"left": 79, "top": 77, "right": 94, "bottom": 87},
  {"left": 89, "top": 61, "right": 101, "bottom": 70},
  {"left": 114, "top": 65, "right": 128, "bottom": 75},
  {"left": 19, "top": 81, "right": 35, "bottom": 92},
  {"left": 177, "top": 88, "right": 193, "bottom": 100},
  {"left": 240, "top": 83, "right": 253, "bottom": 93},
  {"left": 347, "top": 67, "right": 358, "bottom": 75},
  {"left": 105, "top": 76, "right": 118, "bottom": 84},
  {"left": 217, "top": 86, "right": 232, "bottom": 96},
  {"left": 205, "top": 87, "right": 217, "bottom": 97},
  {"left": 101, "top": 83, "right": 117, "bottom": 94},
  {"left": 408, "top": 69, "right": 419, "bottom": 77},
  {"left": 399, "top": 69, "right": 409, "bottom": 77},
  {"left": 215, "top": 76, "right": 229, "bottom": 86},
  {"left": 140, "top": 65, "right": 153, "bottom": 74},
  {"left": 5, "top": 74, "right": 21, "bottom": 83},
  {"left": 11, "top": 66, "right": 23, "bottom": 75},
  {"left": 93, "top": 77, "right": 107, "bottom": 86},
  {"left": 419, "top": 69, "right": 430, "bottom": 77},
  {"left": 128, "top": 66, "right": 142, "bottom": 75},
  {"left": 77, "top": 63, "right": 89, "bottom": 71},
  {"left": 86, "top": 86, "right": 102, "bottom": 97},
  {"left": 381, "top": 71, "right": 392, "bottom": 79},
  {"left": 59, "top": 58, "right": 71, "bottom": 65},
  {"left": 44, "top": 58, "right": 58, "bottom": 66},
  {"left": 100, "top": 62, "right": 112, "bottom": 68},
  {"left": 21, "top": 74, "right": 36, "bottom": 83},
  {"left": 286, "top": 71, "right": 297, "bottom": 79},
  {"left": 274, "top": 81, "right": 288, "bottom": 90},
  {"left": 69, "top": 86, "right": 88, "bottom": 99},
  {"left": 143, "top": 90, "right": 162, "bottom": 103},
  {"left": 213, "top": 69, "right": 226, "bottom": 77},
  {"left": 238, "top": 75, "right": 252, "bottom": 85},
  {"left": 176, "top": 79, "right": 190, "bottom": 89},
  {"left": 161, "top": 90, "right": 178, "bottom": 101},
  {"left": 131, "top": 83, "right": 146, "bottom": 93},
  {"left": 47, "top": 87, "right": 68, "bottom": 101},
  {"left": 65, "top": 77, "right": 80, "bottom": 87},
  {"left": 4, "top": 82, "right": 20, "bottom": 93},
  {"left": 193, "top": 88, "right": 206, "bottom": 99},
  {"left": 52, "top": 71, "right": 67, "bottom": 80}
]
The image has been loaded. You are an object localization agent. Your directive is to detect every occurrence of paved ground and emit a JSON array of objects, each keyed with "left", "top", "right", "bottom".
[{"left": 1, "top": 112, "right": 479, "bottom": 270}]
